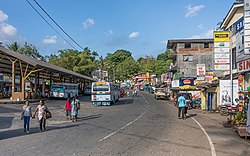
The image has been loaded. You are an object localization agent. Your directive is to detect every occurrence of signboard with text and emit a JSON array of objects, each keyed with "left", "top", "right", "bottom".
[{"left": 214, "top": 31, "right": 230, "bottom": 71}]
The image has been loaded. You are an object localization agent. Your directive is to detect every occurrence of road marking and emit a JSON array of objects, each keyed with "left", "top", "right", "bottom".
[
  {"left": 190, "top": 117, "right": 216, "bottom": 156},
  {"left": 99, "top": 111, "right": 146, "bottom": 142},
  {"left": 99, "top": 97, "right": 147, "bottom": 142},
  {"left": 162, "top": 99, "right": 216, "bottom": 156}
]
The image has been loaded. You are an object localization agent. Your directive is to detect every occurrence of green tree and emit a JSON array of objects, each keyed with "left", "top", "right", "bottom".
[
  {"left": 7, "top": 42, "right": 20, "bottom": 51},
  {"left": 115, "top": 57, "right": 139, "bottom": 80}
]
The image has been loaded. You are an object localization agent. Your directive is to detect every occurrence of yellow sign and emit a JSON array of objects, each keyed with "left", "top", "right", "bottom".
[
  {"left": 96, "top": 82, "right": 106, "bottom": 85},
  {"left": 214, "top": 31, "right": 230, "bottom": 42},
  {"left": 179, "top": 86, "right": 196, "bottom": 90},
  {"left": 146, "top": 72, "right": 150, "bottom": 79}
]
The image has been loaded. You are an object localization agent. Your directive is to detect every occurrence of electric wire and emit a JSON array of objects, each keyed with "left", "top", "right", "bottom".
[
  {"left": 33, "top": 0, "right": 85, "bottom": 50},
  {"left": 25, "top": 0, "right": 77, "bottom": 50}
]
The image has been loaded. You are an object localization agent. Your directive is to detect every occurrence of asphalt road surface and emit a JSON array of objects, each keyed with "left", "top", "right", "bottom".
[{"left": 0, "top": 92, "right": 250, "bottom": 156}]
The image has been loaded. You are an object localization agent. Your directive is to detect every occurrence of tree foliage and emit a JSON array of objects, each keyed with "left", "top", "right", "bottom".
[{"left": 6, "top": 42, "right": 172, "bottom": 81}]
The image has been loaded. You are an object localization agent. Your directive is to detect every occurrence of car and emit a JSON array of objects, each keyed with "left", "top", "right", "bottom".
[{"left": 154, "top": 88, "right": 168, "bottom": 100}]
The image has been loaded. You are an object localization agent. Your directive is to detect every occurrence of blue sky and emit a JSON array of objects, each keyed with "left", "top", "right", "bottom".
[{"left": 0, "top": 0, "right": 235, "bottom": 59}]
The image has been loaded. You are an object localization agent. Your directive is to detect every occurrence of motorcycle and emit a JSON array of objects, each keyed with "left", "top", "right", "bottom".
[{"left": 219, "top": 104, "right": 238, "bottom": 116}]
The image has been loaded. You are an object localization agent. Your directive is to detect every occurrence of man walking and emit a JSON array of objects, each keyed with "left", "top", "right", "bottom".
[{"left": 178, "top": 93, "right": 186, "bottom": 120}]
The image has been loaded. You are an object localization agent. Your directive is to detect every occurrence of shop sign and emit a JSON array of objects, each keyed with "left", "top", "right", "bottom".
[
  {"left": 236, "top": 17, "right": 244, "bottom": 33},
  {"left": 237, "top": 59, "right": 250, "bottom": 72},
  {"left": 214, "top": 54, "right": 230, "bottom": 59},
  {"left": 214, "top": 58, "right": 230, "bottom": 64},
  {"left": 214, "top": 42, "right": 230, "bottom": 48},
  {"left": 179, "top": 77, "right": 195, "bottom": 88},
  {"left": 214, "top": 47, "right": 230, "bottom": 53},
  {"left": 196, "top": 64, "right": 205, "bottom": 81},
  {"left": 245, "top": 35, "right": 250, "bottom": 42},
  {"left": 214, "top": 31, "right": 230, "bottom": 42},
  {"left": 171, "top": 80, "right": 179, "bottom": 88},
  {"left": 214, "top": 64, "right": 230, "bottom": 70},
  {"left": 245, "top": 0, "right": 250, "bottom": 55},
  {"left": 205, "top": 71, "right": 214, "bottom": 83}
]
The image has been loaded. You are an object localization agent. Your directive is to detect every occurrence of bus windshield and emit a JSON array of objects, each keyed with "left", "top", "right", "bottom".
[{"left": 93, "top": 85, "right": 109, "bottom": 91}]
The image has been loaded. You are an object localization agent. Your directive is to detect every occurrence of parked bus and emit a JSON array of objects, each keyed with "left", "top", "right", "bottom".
[
  {"left": 50, "top": 83, "right": 78, "bottom": 99},
  {"left": 84, "top": 85, "right": 91, "bottom": 95},
  {"left": 91, "top": 81, "right": 120, "bottom": 106}
]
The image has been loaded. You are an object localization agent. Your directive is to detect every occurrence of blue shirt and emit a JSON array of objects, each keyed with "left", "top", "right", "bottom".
[{"left": 178, "top": 96, "right": 186, "bottom": 107}]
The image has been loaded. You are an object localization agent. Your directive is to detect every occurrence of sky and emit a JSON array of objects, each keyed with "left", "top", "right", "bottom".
[{"left": 0, "top": 0, "right": 235, "bottom": 59}]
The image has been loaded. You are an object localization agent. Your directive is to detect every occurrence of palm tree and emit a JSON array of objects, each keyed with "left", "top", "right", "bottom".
[{"left": 7, "top": 42, "right": 20, "bottom": 51}]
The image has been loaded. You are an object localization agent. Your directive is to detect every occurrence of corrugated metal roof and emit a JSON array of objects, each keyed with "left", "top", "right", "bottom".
[{"left": 0, "top": 47, "right": 95, "bottom": 81}]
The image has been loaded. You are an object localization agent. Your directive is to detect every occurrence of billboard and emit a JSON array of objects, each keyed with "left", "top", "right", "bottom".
[
  {"left": 179, "top": 77, "right": 196, "bottom": 89},
  {"left": 214, "top": 31, "right": 230, "bottom": 71},
  {"left": 219, "top": 80, "right": 238, "bottom": 106}
]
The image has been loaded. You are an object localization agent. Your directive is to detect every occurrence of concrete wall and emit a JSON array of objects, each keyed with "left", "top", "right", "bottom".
[{"left": 175, "top": 43, "right": 214, "bottom": 77}]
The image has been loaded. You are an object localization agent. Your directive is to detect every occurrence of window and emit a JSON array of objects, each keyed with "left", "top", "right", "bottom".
[
  {"left": 183, "top": 55, "right": 193, "bottom": 62},
  {"left": 204, "top": 43, "right": 209, "bottom": 48},
  {"left": 185, "top": 43, "right": 191, "bottom": 48}
]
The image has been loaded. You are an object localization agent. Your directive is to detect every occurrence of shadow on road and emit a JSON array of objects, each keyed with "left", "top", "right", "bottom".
[
  {"left": 0, "top": 124, "right": 80, "bottom": 141},
  {"left": 0, "top": 116, "right": 15, "bottom": 129},
  {"left": 113, "top": 99, "right": 134, "bottom": 106},
  {"left": 77, "top": 114, "right": 102, "bottom": 121},
  {"left": 0, "top": 105, "right": 20, "bottom": 113},
  {"left": 185, "top": 113, "right": 197, "bottom": 119}
]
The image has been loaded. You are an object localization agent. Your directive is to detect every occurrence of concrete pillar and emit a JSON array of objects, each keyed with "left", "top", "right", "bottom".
[{"left": 11, "top": 61, "right": 15, "bottom": 97}]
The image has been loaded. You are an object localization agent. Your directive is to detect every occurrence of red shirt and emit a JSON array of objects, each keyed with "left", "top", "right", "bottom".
[{"left": 65, "top": 101, "right": 71, "bottom": 110}]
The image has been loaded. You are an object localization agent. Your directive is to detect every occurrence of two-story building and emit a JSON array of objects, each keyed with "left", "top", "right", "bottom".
[{"left": 167, "top": 39, "right": 224, "bottom": 110}]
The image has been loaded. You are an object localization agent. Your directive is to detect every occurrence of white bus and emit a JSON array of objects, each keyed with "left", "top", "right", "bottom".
[
  {"left": 50, "top": 83, "right": 79, "bottom": 99},
  {"left": 91, "top": 81, "right": 120, "bottom": 106}
]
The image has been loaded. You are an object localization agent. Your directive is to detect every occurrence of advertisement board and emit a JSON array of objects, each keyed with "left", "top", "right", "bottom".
[
  {"left": 196, "top": 64, "right": 205, "bottom": 81},
  {"left": 219, "top": 80, "right": 238, "bottom": 106},
  {"left": 205, "top": 71, "right": 214, "bottom": 83},
  {"left": 179, "top": 77, "right": 195, "bottom": 89},
  {"left": 214, "top": 64, "right": 230, "bottom": 70},
  {"left": 214, "top": 32, "right": 230, "bottom": 42}
]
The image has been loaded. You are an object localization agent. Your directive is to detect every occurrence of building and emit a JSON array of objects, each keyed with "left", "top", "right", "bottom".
[
  {"left": 91, "top": 69, "right": 108, "bottom": 81},
  {"left": 219, "top": 1, "right": 248, "bottom": 110},
  {"left": 167, "top": 39, "right": 216, "bottom": 80},
  {"left": 167, "top": 39, "right": 223, "bottom": 110}
]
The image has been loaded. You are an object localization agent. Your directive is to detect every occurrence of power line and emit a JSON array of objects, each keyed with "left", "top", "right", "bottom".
[
  {"left": 25, "top": 0, "right": 77, "bottom": 50},
  {"left": 33, "top": 0, "right": 85, "bottom": 50}
]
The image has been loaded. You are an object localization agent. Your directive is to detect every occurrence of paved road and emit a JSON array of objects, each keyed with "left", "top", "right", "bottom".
[{"left": 0, "top": 92, "right": 249, "bottom": 156}]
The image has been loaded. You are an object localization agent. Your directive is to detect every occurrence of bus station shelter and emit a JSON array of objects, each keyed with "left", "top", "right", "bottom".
[{"left": 0, "top": 47, "right": 95, "bottom": 100}]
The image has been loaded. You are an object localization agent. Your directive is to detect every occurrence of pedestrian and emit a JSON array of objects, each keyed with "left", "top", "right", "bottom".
[
  {"left": 65, "top": 98, "right": 72, "bottom": 120},
  {"left": 21, "top": 100, "right": 32, "bottom": 134},
  {"left": 177, "top": 94, "right": 186, "bottom": 120},
  {"left": 71, "top": 96, "right": 80, "bottom": 122},
  {"left": 33, "top": 100, "right": 48, "bottom": 132}
]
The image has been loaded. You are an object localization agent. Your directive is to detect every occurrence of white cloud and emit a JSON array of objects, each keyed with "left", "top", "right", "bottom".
[
  {"left": 129, "top": 32, "right": 139, "bottom": 38},
  {"left": 83, "top": 18, "right": 95, "bottom": 29},
  {"left": 0, "top": 10, "right": 8, "bottom": 24},
  {"left": 0, "top": 23, "right": 17, "bottom": 36},
  {"left": 105, "top": 29, "right": 113, "bottom": 36},
  {"left": 189, "top": 29, "right": 213, "bottom": 39},
  {"left": 185, "top": 5, "right": 205, "bottom": 17},
  {"left": 42, "top": 35, "right": 57, "bottom": 44}
]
